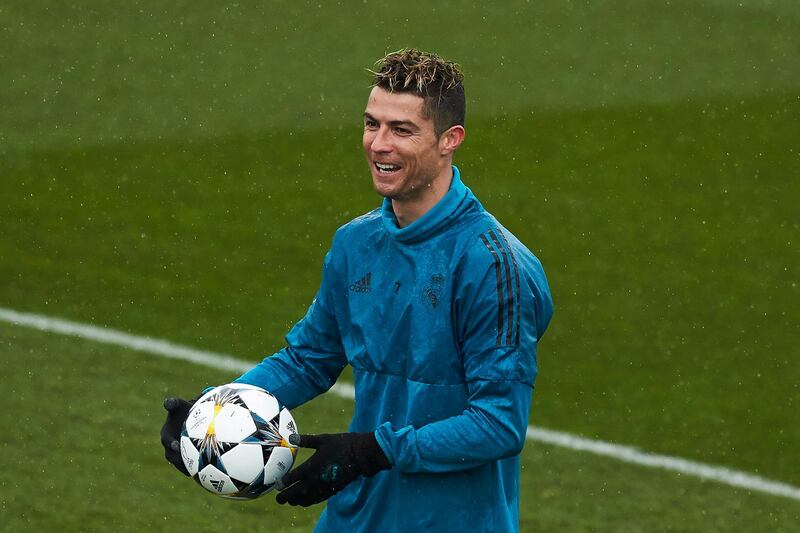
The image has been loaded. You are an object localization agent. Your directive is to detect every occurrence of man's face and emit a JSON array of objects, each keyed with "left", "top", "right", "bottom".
[{"left": 362, "top": 87, "right": 446, "bottom": 202}]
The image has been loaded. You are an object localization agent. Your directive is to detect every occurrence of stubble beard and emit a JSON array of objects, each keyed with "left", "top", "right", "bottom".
[{"left": 374, "top": 171, "right": 436, "bottom": 203}]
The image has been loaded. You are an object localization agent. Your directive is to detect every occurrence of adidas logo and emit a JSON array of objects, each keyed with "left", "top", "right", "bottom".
[
  {"left": 350, "top": 272, "right": 371, "bottom": 293},
  {"left": 210, "top": 479, "right": 225, "bottom": 493}
]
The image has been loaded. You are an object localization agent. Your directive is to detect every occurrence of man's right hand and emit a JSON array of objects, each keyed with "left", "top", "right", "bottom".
[{"left": 160, "top": 397, "right": 193, "bottom": 476}]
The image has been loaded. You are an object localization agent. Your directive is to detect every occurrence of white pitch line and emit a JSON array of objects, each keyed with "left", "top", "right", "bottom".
[{"left": 1, "top": 306, "right": 798, "bottom": 502}]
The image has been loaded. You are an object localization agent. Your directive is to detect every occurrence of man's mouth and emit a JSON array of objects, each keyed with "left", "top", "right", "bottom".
[{"left": 374, "top": 162, "right": 402, "bottom": 174}]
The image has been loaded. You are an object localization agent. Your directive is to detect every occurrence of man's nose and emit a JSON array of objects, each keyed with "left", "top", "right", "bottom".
[{"left": 370, "top": 127, "right": 392, "bottom": 153}]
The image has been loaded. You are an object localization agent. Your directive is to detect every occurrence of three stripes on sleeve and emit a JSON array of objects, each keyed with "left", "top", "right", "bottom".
[{"left": 478, "top": 229, "right": 521, "bottom": 347}]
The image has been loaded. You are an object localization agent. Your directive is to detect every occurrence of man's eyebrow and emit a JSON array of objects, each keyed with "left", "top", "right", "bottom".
[{"left": 363, "top": 113, "right": 420, "bottom": 130}]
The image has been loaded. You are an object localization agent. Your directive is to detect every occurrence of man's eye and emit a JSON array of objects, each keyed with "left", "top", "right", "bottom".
[
  {"left": 364, "top": 120, "right": 378, "bottom": 128},
  {"left": 394, "top": 127, "right": 411, "bottom": 135}
]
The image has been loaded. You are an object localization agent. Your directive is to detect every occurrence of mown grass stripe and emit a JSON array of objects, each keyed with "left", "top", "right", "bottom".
[{"left": 1, "top": 306, "right": 797, "bottom": 501}]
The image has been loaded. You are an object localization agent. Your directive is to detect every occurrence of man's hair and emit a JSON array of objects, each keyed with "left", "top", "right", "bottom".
[{"left": 370, "top": 48, "right": 465, "bottom": 137}]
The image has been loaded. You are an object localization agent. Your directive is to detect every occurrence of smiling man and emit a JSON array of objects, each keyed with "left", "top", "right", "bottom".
[
  {"left": 363, "top": 69, "right": 465, "bottom": 227},
  {"left": 161, "top": 49, "right": 553, "bottom": 532}
]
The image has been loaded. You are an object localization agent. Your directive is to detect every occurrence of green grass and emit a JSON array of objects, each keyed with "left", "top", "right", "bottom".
[
  {"left": 4, "top": 93, "right": 798, "bottom": 482},
  {"left": 2, "top": 0, "right": 799, "bottom": 530},
  {"left": 0, "top": 326, "right": 327, "bottom": 532},
  {"left": 3, "top": 326, "right": 799, "bottom": 532},
  {"left": 2, "top": 1, "right": 798, "bottom": 150}
]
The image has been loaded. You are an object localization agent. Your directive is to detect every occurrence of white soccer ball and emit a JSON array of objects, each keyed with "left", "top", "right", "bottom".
[{"left": 179, "top": 383, "right": 299, "bottom": 499}]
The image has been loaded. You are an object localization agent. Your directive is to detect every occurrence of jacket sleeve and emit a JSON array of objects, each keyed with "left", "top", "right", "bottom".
[
  {"left": 375, "top": 237, "right": 553, "bottom": 473},
  {"left": 235, "top": 239, "right": 348, "bottom": 410}
]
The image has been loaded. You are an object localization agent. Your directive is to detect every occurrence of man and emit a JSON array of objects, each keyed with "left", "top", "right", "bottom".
[{"left": 161, "top": 48, "right": 553, "bottom": 531}]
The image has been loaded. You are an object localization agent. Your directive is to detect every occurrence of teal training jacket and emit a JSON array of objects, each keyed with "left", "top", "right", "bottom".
[{"left": 236, "top": 166, "right": 553, "bottom": 532}]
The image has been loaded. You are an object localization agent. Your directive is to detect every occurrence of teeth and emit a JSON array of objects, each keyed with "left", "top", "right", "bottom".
[{"left": 376, "top": 163, "right": 400, "bottom": 172}]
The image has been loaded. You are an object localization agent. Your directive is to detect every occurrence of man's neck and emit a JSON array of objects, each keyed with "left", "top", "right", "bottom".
[{"left": 392, "top": 165, "right": 454, "bottom": 228}]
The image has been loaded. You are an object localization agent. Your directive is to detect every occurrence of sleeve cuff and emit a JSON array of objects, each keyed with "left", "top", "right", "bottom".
[
  {"left": 375, "top": 421, "right": 420, "bottom": 470},
  {"left": 374, "top": 423, "right": 396, "bottom": 467}
]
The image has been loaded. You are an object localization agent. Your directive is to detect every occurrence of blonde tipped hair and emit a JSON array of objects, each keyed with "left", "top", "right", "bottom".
[{"left": 370, "top": 48, "right": 466, "bottom": 136}]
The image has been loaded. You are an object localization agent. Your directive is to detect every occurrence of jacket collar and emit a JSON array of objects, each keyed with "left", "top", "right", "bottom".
[{"left": 381, "top": 165, "right": 470, "bottom": 244}]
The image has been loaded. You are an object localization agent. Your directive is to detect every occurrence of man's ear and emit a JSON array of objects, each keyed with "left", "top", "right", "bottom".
[{"left": 439, "top": 125, "right": 465, "bottom": 155}]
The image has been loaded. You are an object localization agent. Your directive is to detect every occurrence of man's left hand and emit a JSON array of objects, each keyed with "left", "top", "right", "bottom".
[{"left": 276, "top": 432, "right": 391, "bottom": 506}]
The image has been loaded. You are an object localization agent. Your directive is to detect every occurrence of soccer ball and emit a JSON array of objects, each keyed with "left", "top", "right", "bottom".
[{"left": 179, "top": 383, "right": 299, "bottom": 499}]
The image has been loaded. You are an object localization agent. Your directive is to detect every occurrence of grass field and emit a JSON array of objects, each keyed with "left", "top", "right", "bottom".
[{"left": 2, "top": 1, "right": 799, "bottom": 531}]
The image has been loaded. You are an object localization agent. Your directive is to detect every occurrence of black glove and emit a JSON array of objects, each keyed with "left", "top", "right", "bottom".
[
  {"left": 160, "top": 397, "right": 194, "bottom": 476},
  {"left": 276, "top": 432, "right": 392, "bottom": 506}
]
